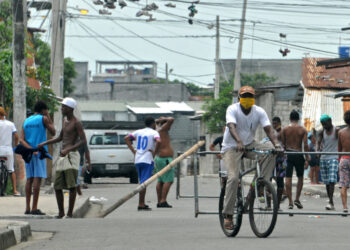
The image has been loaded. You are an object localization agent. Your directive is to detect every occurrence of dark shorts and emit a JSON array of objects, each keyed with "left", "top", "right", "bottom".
[{"left": 286, "top": 154, "right": 305, "bottom": 178}]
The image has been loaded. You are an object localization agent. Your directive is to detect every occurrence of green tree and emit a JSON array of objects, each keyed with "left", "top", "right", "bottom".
[
  {"left": 0, "top": 1, "right": 76, "bottom": 115},
  {"left": 203, "top": 73, "right": 277, "bottom": 133}
]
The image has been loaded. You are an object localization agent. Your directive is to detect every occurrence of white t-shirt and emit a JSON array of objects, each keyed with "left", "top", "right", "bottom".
[
  {"left": 130, "top": 127, "right": 160, "bottom": 164},
  {"left": 222, "top": 103, "right": 271, "bottom": 152},
  {"left": 0, "top": 119, "right": 17, "bottom": 154}
]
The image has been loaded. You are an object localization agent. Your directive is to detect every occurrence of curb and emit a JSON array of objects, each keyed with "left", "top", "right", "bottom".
[{"left": 0, "top": 220, "right": 32, "bottom": 249}]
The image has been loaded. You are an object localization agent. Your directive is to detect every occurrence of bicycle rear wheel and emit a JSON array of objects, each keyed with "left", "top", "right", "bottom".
[
  {"left": 219, "top": 183, "right": 243, "bottom": 237},
  {"left": 249, "top": 178, "right": 278, "bottom": 238},
  {"left": 0, "top": 167, "right": 8, "bottom": 196}
]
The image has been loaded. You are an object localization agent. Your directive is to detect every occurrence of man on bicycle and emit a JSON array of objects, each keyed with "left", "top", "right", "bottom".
[{"left": 222, "top": 86, "right": 282, "bottom": 230}]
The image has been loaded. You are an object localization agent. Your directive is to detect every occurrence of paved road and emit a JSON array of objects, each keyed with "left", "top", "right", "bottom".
[{"left": 15, "top": 177, "right": 350, "bottom": 250}]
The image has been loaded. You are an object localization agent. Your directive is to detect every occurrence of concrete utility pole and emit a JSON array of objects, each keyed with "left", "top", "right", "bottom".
[
  {"left": 12, "top": 0, "right": 27, "bottom": 194},
  {"left": 50, "top": 0, "right": 67, "bottom": 180},
  {"left": 165, "top": 62, "right": 169, "bottom": 85},
  {"left": 233, "top": 0, "right": 248, "bottom": 97},
  {"left": 214, "top": 15, "right": 220, "bottom": 100}
]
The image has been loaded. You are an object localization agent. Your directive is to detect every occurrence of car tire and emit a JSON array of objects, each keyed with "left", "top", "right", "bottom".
[{"left": 129, "top": 171, "right": 138, "bottom": 184}]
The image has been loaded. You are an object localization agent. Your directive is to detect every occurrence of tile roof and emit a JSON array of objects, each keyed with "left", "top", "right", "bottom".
[{"left": 302, "top": 57, "right": 350, "bottom": 89}]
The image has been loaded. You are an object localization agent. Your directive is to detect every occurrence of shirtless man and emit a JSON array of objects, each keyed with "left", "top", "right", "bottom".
[
  {"left": 338, "top": 111, "right": 350, "bottom": 215},
  {"left": 38, "top": 98, "right": 87, "bottom": 218},
  {"left": 281, "top": 110, "right": 309, "bottom": 210},
  {"left": 155, "top": 117, "right": 174, "bottom": 208}
]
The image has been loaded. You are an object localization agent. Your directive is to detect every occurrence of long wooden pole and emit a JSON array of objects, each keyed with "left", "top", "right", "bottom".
[{"left": 99, "top": 140, "right": 205, "bottom": 218}]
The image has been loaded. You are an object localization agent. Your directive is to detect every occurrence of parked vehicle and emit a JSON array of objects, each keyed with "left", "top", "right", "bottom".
[{"left": 86, "top": 130, "right": 138, "bottom": 183}]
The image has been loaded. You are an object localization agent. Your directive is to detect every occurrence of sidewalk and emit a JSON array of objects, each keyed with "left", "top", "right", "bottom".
[{"left": 0, "top": 185, "right": 87, "bottom": 249}]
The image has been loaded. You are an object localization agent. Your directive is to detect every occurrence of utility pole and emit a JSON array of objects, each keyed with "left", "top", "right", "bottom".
[
  {"left": 233, "top": 0, "right": 248, "bottom": 98},
  {"left": 214, "top": 15, "right": 220, "bottom": 99},
  {"left": 165, "top": 62, "right": 169, "bottom": 85},
  {"left": 50, "top": 0, "right": 67, "bottom": 181},
  {"left": 12, "top": 0, "right": 27, "bottom": 194}
]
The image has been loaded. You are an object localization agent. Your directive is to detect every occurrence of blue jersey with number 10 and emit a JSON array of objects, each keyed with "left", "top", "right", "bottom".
[{"left": 129, "top": 127, "right": 160, "bottom": 164}]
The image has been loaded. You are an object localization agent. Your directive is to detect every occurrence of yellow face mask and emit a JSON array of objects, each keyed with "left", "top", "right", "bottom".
[{"left": 240, "top": 97, "right": 255, "bottom": 109}]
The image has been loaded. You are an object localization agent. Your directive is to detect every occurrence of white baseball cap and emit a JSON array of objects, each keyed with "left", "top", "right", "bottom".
[{"left": 61, "top": 97, "right": 77, "bottom": 109}]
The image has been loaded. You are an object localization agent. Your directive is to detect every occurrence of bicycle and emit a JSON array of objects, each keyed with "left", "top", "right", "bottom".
[
  {"left": 0, "top": 156, "right": 9, "bottom": 196},
  {"left": 218, "top": 149, "right": 278, "bottom": 238}
]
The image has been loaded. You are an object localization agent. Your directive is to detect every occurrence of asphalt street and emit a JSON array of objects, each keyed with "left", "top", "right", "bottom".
[{"left": 12, "top": 176, "right": 350, "bottom": 250}]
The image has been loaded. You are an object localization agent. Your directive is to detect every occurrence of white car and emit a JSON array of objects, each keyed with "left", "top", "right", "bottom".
[{"left": 86, "top": 130, "right": 138, "bottom": 183}]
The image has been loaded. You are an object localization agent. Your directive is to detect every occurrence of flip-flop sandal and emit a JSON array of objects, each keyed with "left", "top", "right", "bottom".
[
  {"left": 13, "top": 192, "right": 21, "bottom": 197},
  {"left": 138, "top": 205, "right": 152, "bottom": 211},
  {"left": 31, "top": 209, "right": 46, "bottom": 215},
  {"left": 24, "top": 210, "right": 31, "bottom": 215},
  {"left": 224, "top": 219, "right": 234, "bottom": 230},
  {"left": 342, "top": 209, "right": 348, "bottom": 217},
  {"left": 158, "top": 202, "right": 172, "bottom": 208}
]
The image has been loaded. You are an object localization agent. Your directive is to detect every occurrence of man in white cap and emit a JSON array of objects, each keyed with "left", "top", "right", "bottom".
[{"left": 39, "top": 97, "right": 87, "bottom": 218}]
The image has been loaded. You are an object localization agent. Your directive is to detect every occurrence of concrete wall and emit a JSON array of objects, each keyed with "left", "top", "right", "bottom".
[
  {"left": 219, "top": 59, "right": 302, "bottom": 85},
  {"left": 85, "top": 83, "right": 191, "bottom": 102},
  {"left": 71, "top": 61, "right": 89, "bottom": 99}
]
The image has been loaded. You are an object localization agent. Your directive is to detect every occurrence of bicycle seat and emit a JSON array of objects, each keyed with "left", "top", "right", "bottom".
[{"left": 0, "top": 156, "right": 7, "bottom": 161}]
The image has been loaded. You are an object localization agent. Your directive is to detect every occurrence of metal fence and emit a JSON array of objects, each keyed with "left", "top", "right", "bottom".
[{"left": 176, "top": 150, "right": 350, "bottom": 217}]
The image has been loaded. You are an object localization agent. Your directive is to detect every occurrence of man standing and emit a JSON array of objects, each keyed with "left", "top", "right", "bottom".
[
  {"left": 125, "top": 117, "right": 161, "bottom": 211},
  {"left": 272, "top": 116, "right": 287, "bottom": 209},
  {"left": 20, "top": 101, "right": 55, "bottom": 215},
  {"left": 155, "top": 116, "right": 174, "bottom": 208},
  {"left": 209, "top": 127, "right": 227, "bottom": 186},
  {"left": 0, "top": 107, "right": 20, "bottom": 196},
  {"left": 337, "top": 110, "right": 350, "bottom": 215},
  {"left": 281, "top": 110, "right": 309, "bottom": 210},
  {"left": 318, "top": 114, "right": 339, "bottom": 210},
  {"left": 222, "top": 86, "right": 282, "bottom": 230},
  {"left": 38, "top": 97, "right": 87, "bottom": 218}
]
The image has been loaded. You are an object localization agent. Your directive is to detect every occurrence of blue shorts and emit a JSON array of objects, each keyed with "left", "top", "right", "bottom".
[
  {"left": 320, "top": 159, "right": 338, "bottom": 184},
  {"left": 135, "top": 163, "right": 154, "bottom": 184},
  {"left": 25, "top": 154, "right": 47, "bottom": 179}
]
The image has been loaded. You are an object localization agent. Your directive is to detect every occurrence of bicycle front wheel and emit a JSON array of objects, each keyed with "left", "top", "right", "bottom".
[
  {"left": 219, "top": 184, "right": 243, "bottom": 237},
  {"left": 249, "top": 178, "right": 278, "bottom": 238}
]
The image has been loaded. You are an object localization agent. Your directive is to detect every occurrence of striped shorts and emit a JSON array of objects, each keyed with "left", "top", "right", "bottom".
[{"left": 320, "top": 159, "right": 339, "bottom": 184}]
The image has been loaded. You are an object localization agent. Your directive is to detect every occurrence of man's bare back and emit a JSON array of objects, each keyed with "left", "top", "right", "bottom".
[
  {"left": 282, "top": 123, "right": 308, "bottom": 151},
  {"left": 156, "top": 117, "right": 174, "bottom": 157},
  {"left": 338, "top": 127, "right": 350, "bottom": 152}
]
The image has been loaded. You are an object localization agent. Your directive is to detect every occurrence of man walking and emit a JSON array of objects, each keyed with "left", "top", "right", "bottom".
[
  {"left": 222, "top": 86, "right": 282, "bottom": 230},
  {"left": 318, "top": 114, "right": 339, "bottom": 210},
  {"left": 155, "top": 116, "right": 174, "bottom": 208},
  {"left": 281, "top": 110, "right": 309, "bottom": 210},
  {"left": 338, "top": 110, "right": 350, "bottom": 215},
  {"left": 125, "top": 117, "right": 160, "bottom": 211},
  {"left": 0, "top": 107, "right": 20, "bottom": 196},
  {"left": 20, "top": 101, "right": 55, "bottom": 215},
  {"left": 38, "top": 97, "right": 87, "bottom": 218}
]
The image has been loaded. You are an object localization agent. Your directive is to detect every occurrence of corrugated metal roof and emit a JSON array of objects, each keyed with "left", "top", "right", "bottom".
[
  {"left": 156, "top": 102, "right": 194, "bottom": 112},
  {"left": 185, "top": 101, "right": 205, "bottom": 112},
  {"left": 78, "top": 101, "right": 127, "bottom": 112},
  {"left": 127, "top": 106, "right": 173, "bottom": 115},
  {"left": 302, "top": 89, "right": 344, "bottom": 130},
  {"left": 302, "top": 57, "right": 350, "bottom": 89}
]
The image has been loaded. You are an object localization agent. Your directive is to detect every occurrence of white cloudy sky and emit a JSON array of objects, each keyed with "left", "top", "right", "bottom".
[{"left": 28, "top": 0, "right": 350, "bottom": 85}]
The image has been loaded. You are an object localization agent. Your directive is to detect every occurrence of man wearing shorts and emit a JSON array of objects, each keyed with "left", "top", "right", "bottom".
[
  {"left": 317, "top": 114, "right": 339, "bottom": 211},
  {"left": 125, "top": 117, "right": 161, "bottom": 211},
  {"left": 38, "top": 97, "right": 87, "bottom": 218},
  {"left": 337, "top": 111, "right": 350, "bottom": 215},
  {"left": 281, "top": 110, "right": 309, "bottom": 210},
  {"left": 272, "top": 116, "right": 287, "bottom": 209},
  {"left": 155, "top": 116, "right": 174, "bottom": 208},
  {"left": 20, "top": 101, "right": 55, "bottom": 215},
  {"left": 0, "top": 107, "right": 20, "bottom": 196},
  {"left": 222, "top": 86, "right": 282, "bottom": 230}
]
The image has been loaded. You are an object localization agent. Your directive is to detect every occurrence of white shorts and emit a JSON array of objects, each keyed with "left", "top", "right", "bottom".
[{"left": 0, "top": 151, "right": 14, "bottom": 173}]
